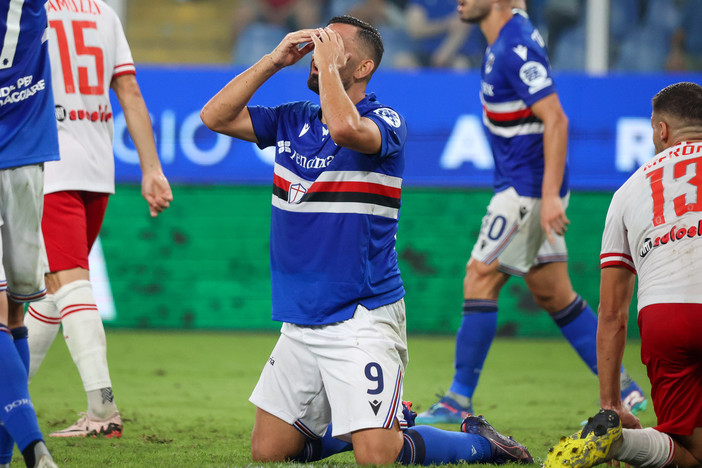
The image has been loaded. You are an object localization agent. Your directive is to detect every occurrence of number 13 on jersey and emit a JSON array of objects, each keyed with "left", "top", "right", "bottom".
[{"left": 646, "top": 148, "right": 702, "bottom": 226}]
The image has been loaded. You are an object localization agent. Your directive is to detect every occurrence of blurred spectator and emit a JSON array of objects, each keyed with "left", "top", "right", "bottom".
[
  {"left": 543, "top": 0, "right": 581, "bottom": 53},
  {"left": 231, "top": 0, "right": 324, "bottom": 65},
  {"left": 329, "top": 0, "right": 418, "bottom": 68},
  {"left": 405, "top": 0, "right": 485, "bottom": 69},
  {"left": 667, "top": 0, "right": 702, "bottom": 70}
]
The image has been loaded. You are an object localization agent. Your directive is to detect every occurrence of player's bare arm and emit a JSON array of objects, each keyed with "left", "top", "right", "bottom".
[
  {"left": 112, "top": 74, "right": 173, "bottom": 217},
  {"left": 313, "top": 27, "right": 382, "bottom": 154},
  {"left": 597, "top": 266, "right": 641, "bottom": 430},
  {"left": 531, "top": 93, "right": 570, "bottom": 243},
  {"left": 201, "top": 29, "right": 316, "bottom": 140}
]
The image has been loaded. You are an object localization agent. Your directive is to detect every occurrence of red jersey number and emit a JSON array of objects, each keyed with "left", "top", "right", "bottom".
[
  {"left": 50, "top": 19, "right": 104, "bottom": 95},
  {"left": 646, "top": 156, "right": 702, "bottom": 226}
]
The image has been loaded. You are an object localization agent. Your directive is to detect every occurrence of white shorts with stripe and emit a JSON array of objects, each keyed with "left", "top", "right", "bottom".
[
  {"left": 0, "top": 164, "right": 47, "bottom": 302},
  {"left": 249, "top": 299, "right": 409, "bottom": 441},
  {"left": 470, "top": 187, "right": 569, "bottom": 276}
]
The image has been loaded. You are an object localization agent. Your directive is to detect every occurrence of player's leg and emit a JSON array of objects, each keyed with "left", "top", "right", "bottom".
[
  {"left": 40, "top": 192, "right": 120, "bottom": 438},
  {"left": 0, "top": 165, "right": 57, "bottom": 467},
  {"left": 417, "top": 189, "right": 529, "bottom": 424},
  {"left": 525, "top": 258, "right": 647, "bottom": 413},
  {"left": 25, "top": 290, "right": 60, "bottom": 380},
  {"left": 251, "top": 408, "right": 307, "bottom": 461},
  {"left": 249, "top": 325, "right": 348, "bottom": 462}
]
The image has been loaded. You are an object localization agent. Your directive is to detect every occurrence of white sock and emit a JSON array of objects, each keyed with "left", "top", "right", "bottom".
[
  {"left": 615, "top": 427, "right": 675, "bottom": 467},
  {"left": 25, "top": 294, "right": 60, "bottom": 380},
  {"left": 56, "top": 280, "right": 113, "bottom": 394}
]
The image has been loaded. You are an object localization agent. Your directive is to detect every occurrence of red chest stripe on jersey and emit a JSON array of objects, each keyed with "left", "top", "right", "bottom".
[
  {"left": 273, "top": 174, "right": 289, "bottom": 191},
  {"left": 483, "top": 106, "right": 534, "bottom": 122},
  {"left": 307, "top": 181, "right": 401, "bottom": 199}
]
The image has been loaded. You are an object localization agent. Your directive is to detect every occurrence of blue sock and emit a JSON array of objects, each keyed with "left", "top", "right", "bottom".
[
  {"left": 397, "top": 425, "right": 492, "bottom": 465},
  {"left": 11, "top": 327, "right": 29, "bottom": 372},
  {"left": 292, "top": 423, "right": 352, "bottom": 462},
  {"left": 0, "top": 327, "right": 32, "bottom": 463},
  {"left": 551, "top": 295, "right": 600, "bottom": 374},
  {"left": 449, "top": 300, "right": 498, "bottom": 398},
  {"left": 0, "top": 328, "right": 42, "bottom": 452}
]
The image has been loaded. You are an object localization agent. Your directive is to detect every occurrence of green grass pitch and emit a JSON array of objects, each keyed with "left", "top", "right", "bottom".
[{"left": 21, "top": 331, "right": 654, "bottom": 467}]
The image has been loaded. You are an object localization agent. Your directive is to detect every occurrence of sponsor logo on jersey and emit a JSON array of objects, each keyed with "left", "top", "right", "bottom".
[
  {"left": 480, "top": 81, "right": 495, "bottom": 97},
  {"left": 518, "top": 61, "right": 552, "bottom": 94},
  {"left": 287, "top": 183, "right": 307, "bottom": 204},
  {"left": 4, "top": 398, "right": 32, "bottom": 413},
  {"left": 55, "top": 104, "right": 112, "bottom": 123},
  {"left": 0, "top": 77, "right": 47, "bottom": 107},
  {"left": 278, "top": 140, "right": 291, "bottom": 154},
  {"left": 299, "top": 123, "right": 310, "bottom": 137},
  {"left": 369, "top": 399, "right": 382, "bottom": 415},
  {"left": 640, "top": 219, "right": 702, "bottom": 257},
  {"left": 373, "top": 108, "right": 401, "bottom": 128},
  {"left": 512, "top": 45, "right": 528, "bottom": 61},
  {"left": 485, "top": 52, "right": 495, "bottom": 74},
  {"left": 268, "top": 356, "right": 275, "bottom": 365}
]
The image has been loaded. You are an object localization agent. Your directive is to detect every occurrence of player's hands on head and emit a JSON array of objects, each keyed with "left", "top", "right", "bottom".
[
  {"left": 268, "top": 29, "right": 316, "bottom": 69},
  {"left": 142, "top": 170, "right": 173, "bottom": 217},
  {"left": 540, "top": 194, "right": 569, "bottom": 244},
  {"left": 311, "top": 27, "right": 348, "bottom": 73}
]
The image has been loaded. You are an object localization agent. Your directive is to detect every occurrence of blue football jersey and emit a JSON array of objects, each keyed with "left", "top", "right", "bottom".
[
  {"left": 0, "top": 0, "right": 60, "bottom": 169},
  {"left": 480, "top": 10, "right": 568, "bottom": 198},
  {"left": 249, "top": 93, "right": 406, "bottom": 326}
]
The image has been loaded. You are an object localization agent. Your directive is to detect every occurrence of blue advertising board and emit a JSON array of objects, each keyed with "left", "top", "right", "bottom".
[{"left": 112, "top": 66, "right": 701, "bottom": 190}]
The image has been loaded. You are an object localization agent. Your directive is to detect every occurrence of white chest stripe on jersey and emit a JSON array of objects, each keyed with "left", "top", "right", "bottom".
[{"left": 482, "top": 116, "right": 544, "bottom": 138}]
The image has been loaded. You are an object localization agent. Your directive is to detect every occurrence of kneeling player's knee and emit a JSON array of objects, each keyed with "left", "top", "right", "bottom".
[{"left": 250, "top": 435, "right": 287, "bottom": 462}]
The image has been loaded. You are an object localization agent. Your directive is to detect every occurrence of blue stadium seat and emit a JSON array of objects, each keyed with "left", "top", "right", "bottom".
[
  {"left": 552, "top": 25, "right": 585, "bottom": 71},
  {"left": 610, "top": 0, "right": 640, "bottom": 43},
  {"left": 643, "top": 0, "right": 681, "bottom": 41},
  {"left": 614, "top": 27, "right": 670, "bottom": 72}
]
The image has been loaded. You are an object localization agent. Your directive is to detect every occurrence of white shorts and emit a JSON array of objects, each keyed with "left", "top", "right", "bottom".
[
  {"left": 470, "top": 187, "right": 569, "bottom": 277},
  {"left": 0, "top": 164, "right": 47, "bottom": 302},
  {"left": 250, "top": 299, "right": 409, "bottom": 441}
]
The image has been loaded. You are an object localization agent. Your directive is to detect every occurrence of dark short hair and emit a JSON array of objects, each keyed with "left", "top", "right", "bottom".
[
  {"left": 652, "top": 82, "right": 702, "bottom": 124},
  {"left": 327, "top": 15, "right": 384, "bottom": 73}
]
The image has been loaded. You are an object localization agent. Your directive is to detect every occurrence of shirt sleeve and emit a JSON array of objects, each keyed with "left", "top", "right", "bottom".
[
  {"left": 501, "top": 41, "right": 556, "bottom": 108},
  {"left": 363, "top": 106, "right": 407, "bottom": 159},
  {"left": 110, "top": 9, "right": 135, "bottom": 78},
  {"left": 600, "top": 190, "right": 636, "bottom": 274},
  {"left": 248, "top": 104, "right": 280, "bottom": 149}
]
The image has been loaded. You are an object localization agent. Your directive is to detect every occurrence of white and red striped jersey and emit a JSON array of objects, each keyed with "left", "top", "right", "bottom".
[
  {"left": 44, "top": 0, "right": 135, "bottom": 194},
  {"left": 601, "top": 141, "right": 702, "bottom": 310}
]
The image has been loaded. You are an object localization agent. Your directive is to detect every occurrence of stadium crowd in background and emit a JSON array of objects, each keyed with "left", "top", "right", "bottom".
[
  {"left": 546, "top": 82, "right": 702, "bottom": 467},
  {"left": 24, "top": 0, "right": 172, "bottom": 440},
  {"left": 0, "top": 0, "right": 59, "bottom": 466},
  {"left": 415, "top": 0, "right": 648, "bottom": 426},
  {"left": 202, "top": 14, "right": 534, "bottom": 466},
  {"left": 229, "top": 0, "right": 702, "bottom": 72}
]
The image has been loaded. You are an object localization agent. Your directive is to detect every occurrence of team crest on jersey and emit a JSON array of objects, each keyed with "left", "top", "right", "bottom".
[
  {"left": 519, "top": 61, "right": 552, "bottom": 94},
  {"left": 373, "top": 108, "right": 401, "bottom": 128},
  {"left": 287, "top": 183, "right": 307, "bottom": 204},
  {"left": 278, "top": 140, "right": 292, "bottom": 154}
]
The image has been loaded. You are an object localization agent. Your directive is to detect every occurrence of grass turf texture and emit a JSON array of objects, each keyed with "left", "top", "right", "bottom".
[{"left": 22, "top": 331, "right": 654, "bottom": 467}]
